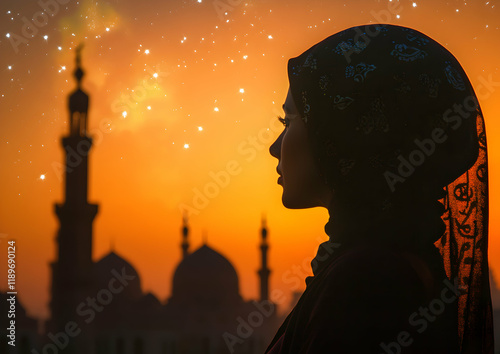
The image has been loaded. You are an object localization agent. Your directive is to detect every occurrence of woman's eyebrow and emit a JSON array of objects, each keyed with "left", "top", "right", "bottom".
[{"left": 282, "top": 103, "right": 289, "bottom": 113}]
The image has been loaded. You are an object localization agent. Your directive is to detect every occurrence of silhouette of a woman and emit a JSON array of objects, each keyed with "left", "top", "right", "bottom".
[{"left": 267, "top": 24, "right": 493, "bottom": 353}]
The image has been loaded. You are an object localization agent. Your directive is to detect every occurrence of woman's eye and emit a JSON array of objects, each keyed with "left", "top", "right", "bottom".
[{"left": 278, "top": 115, "right": 290, "bottom": 127}]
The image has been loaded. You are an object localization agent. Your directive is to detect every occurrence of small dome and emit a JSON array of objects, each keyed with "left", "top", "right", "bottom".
[
  {"left": 171, "top": 245, "right": 241, "bottom": 308},
  {"left": 94, "top": 251, "right": 142, "bottom": 300},
  {"left": 1, "top": 292, "right": 27, "bottom": 318},
  {"left": 0, "top": 293, "right": 37, "bottom": 329}
]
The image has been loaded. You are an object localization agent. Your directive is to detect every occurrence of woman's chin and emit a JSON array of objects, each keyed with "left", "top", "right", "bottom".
[{"left": 282, "top": 193, "right": 317, "bottom": 209}]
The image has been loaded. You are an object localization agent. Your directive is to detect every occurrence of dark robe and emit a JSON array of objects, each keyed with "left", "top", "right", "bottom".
[{"left": 265, "top": 242, "right": 459, "bottom": 353}]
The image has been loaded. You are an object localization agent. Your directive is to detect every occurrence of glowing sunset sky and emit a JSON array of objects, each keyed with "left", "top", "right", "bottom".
[{"left": 0, "top": 0, "right": 499, "bottom": 320}]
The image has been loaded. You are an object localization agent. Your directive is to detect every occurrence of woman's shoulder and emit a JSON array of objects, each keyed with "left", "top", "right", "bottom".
[
  {"left": 301, "top": 244, "right": 455, "bottom": 350},
  {"left": 325, "top": 243, "right": 431, "bottom": 284},
  {"left": 299, "top": 243, "right": 457, "bottom": 353},
  {"left": 312, "top": 243, "right": 433, "bottom": 313}
]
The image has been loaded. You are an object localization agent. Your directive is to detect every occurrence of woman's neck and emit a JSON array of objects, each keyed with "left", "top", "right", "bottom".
[{"left": 324, "top": 196, "right": 446, "bottom": 251}]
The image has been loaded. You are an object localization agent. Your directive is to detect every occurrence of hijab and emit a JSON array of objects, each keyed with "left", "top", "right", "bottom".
[{"left": 267, "top": 23, "right": 493, "bottom": 353}]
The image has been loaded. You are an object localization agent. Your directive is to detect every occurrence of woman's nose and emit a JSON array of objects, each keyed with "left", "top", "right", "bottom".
[{"left": 269, "top": 130, "right": 284, "bottom": 159}]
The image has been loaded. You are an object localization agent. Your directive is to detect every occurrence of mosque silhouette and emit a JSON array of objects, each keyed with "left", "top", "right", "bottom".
[{"left": 0, "top": 47, "right": 287, "bottom": 354}]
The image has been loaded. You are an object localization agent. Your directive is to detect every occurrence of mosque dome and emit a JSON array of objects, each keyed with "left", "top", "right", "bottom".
[
  {"left": 170, "top": 244, "right": 242, "bottom": 308},
  {"left": 94, "top": 251, "right": 142, "bottom": 300}
]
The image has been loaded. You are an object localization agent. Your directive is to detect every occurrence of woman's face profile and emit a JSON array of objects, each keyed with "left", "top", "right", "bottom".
[{"left": 269, "top": 88, "right": 332, "bottom": 209}]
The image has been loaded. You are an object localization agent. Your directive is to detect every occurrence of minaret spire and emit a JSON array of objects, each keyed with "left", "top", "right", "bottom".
[
  {"left": 258, "top": 214, "right": 271, "bottom": 302},
  {"left": 74, "top": 43, "right": 84, "bottom": 88},
  {"left": 181, "top": 212, "right": 189, "bottom": 258},
  {"left": 202, "top": 229, "right": 208, "bottom": 245},
  {"left": 69, "top": 43, "right": 89, "bottom": 137}
]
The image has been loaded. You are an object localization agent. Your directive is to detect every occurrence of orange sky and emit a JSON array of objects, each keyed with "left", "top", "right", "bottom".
[{"left": 0, "top": 0, "right": 499, "bottom": 320}]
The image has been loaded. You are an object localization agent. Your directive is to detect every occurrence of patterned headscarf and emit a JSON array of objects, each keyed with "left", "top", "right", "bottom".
[{"left": 283, "top": 23, "right": 492, "bottom": 353}]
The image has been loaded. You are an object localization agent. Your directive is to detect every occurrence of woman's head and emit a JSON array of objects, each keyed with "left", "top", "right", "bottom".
[
  {"left": 269, "top": 88, "right": 333, "bottom": 209},
  {"left": 271, "top": 24, "right": 481, "bottom": 224},
  {"left": 269, "top": 24, "right": 491, "bottom": 350}
]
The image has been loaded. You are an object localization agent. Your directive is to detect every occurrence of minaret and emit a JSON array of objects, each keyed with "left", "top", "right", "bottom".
[
  {"left": 181, "top": 212, "right": 189, "bottom": 258},
  {"left": 258, "top": 215, "right": 271, "bottom": 302},
  {"left": 202, "top": 229, "right": 208, "bottom": 245},
  {"left": 49, "top": 44, "right": 98, "bottom": 352}
]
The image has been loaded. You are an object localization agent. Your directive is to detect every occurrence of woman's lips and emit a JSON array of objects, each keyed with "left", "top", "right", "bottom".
[{"left": 278, "top": 176, "right": 283, "bottom": 184}]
